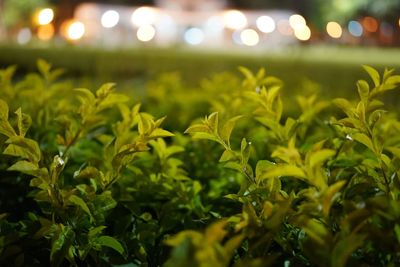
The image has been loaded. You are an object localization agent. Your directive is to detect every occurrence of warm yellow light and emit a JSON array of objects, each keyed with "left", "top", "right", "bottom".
[
  {"left": 131, "top": 7, "right": 159, "bottom": 27},
  {"left": 289, "top": 14, "right": 306, "bottom": 30},
  {"left": 137, "top": 24, "right": 156, "bottom": 42},
  {"left": 223, "top": 10, "right": 247, "bottom": 30},
  {"left": 294, "top": 25, "right": 311, "bottom": 41},
  {"left": 65, "top": 21, "right": 85, "bottom": 40},
  {"left": 326, "top": 21, "right": 342, "bottom": 38},
  {"left": 38, "top": 8, "right": 54, "bottom": 25},
  {"left": 37, "top": 24, "right": 54, "bottom": 40},
  {"left": 240, "top": 29, "right": 259, "bottom": 46}
]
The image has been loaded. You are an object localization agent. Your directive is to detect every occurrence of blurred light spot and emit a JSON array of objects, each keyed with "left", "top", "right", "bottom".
[
  {"left": 223, "top": 10, "right": 247, "bottom": 30},
  {"left": 156, "top": 14, "right": 177, "bottom": 40},
  {"left": 38, "top": 8, "right": 54, "bottom": 25},
  {"left": 137, "top": 24, "right": 156, "bottom": 42},
  {"left": 184, "top": 27, "right": 204, "bottom": 45},
  {"left": 240, "top": 29, "right": 259, "bottom": 46},
  {"left": 131, "top": 7, "right": 159, "bottom": 27},
  {"left": 101, "top": 10, "right": 119, "bottom": 28},
  {"left": 294, "top": 25, "right": 311, "bottom": 41},
  {"left": 17, "top": 28, "right": 32, "bottom": 44},
  {"left": 348, "top": 21, "right": 363, "bottom": 37},
  {"left": 362, "top": 17, "right": 378, "bottom": 32},
  {"left": 289, "top": 14, "right": 306, "bottom": 30},
  {"left": 380, "top": 22, "right": 393, "bottom": 37},
  {"left": 206, "top": 16, "right": 224, "bottom": 34},
  {"left": 256, "top": 15, "right": 275, "bottom": 33},
  {"left": 37, "top": 24, "right": 54, "bottom": 40},
  {"left": 326, "top": 21, "right": 342, "bottom": 38},
  {"left": 67, "top": 21, "right": 85, "bottom": 40},
  {"left": 277, "top": 20, "right": 293, "bottom": 36}
]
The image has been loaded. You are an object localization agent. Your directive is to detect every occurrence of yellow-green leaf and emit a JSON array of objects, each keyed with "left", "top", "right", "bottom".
[
  {"left": 220, "top": 115, "right": 243, "bottom": 145},
  {"left": 96, "top": 235, "right": 124, "bottom": 255},
  {"left": 352, "top": 133, "right": 375, "bottom": 153},
  {"left": 69, "top": 195, "right": 93, "bottom": 221},
  {"left": 362, "top": 65, "right": 380, "bottom": 88},
  {"left": 262, "top": 164, "right": 306, "bottom": 180},
  {"left": 309, "top": 149, "right": 336, "bottom": 169}
]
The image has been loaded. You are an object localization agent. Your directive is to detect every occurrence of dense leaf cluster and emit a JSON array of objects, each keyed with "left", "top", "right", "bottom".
[{"left": 0, "top": 61, "right": 400, "bottom": 266}]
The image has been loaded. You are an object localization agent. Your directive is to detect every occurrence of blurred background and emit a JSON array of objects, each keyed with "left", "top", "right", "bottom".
[
  {"left": 0, "top": 0, "right": 399, "bottom": 47},
  {"left": 0, "top": 0, "right": 400, "bottom": 108}
]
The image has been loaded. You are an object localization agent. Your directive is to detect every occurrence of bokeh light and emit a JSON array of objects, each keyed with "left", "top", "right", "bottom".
[
  {"left": 184, "top": 28, "right": 205, "bottom": 45},
  {"left": 326, "top": 21, "right": 342, "bottom": 38},
  {"left": 37, "top": 24, "right": 54, "bottom": 40},
  {"left": 277, "top": 20, "right": 293, "bottom": 36},
  {"left": 222, "top": 10, "right": 247, "bottom": 30},
  {"left": 131, "top": 7, "right": 159, "bottom": 27},
  {"left": 380, "top": 22, "right": 394, "bottom": 37},
  {"left": 101, "top": 10, "right": 119, "bottom": 28},
  {"left": 17, "top": 28, "right": 32, "bottom": 44},
  {"left": 256, "top": 16, "right": 275, "bottom": 33},
  {"left": 63, "top": 21, "right": 85, "bottom": 40},
  {"left": 294, "top": 25, "right": 311, "bottom": 41},
  {"left": 289, "top": 14, "right": 306, "bottom": 30},
  {"left": 362, "top": 17, "right": 378, "bottom": 33},
  {"left": 137, "top": 24, "right": 156, "bottom": 42},
  {"left": 37, "top": 8, "right": 54, "bottom": 25},
  {"left": 348, "top": 21, "right": 363, "bottom": 37},
  {"left": 240, "top": 29, "right": 259, "bottom": 46}
]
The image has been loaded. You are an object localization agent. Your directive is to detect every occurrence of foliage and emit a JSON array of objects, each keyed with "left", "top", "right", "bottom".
[{"left": 1, "top": 60, "right": 400, "bottom": 266}]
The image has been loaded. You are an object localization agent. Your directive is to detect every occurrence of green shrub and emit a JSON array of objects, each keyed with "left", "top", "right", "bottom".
[{"left": 0, "top": 60, "right": 400, "bottom": 266}]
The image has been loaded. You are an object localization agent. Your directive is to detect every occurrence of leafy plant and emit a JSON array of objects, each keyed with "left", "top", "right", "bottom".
[{"left": 1, "top": 61, "right": 400, "bottom": 267}]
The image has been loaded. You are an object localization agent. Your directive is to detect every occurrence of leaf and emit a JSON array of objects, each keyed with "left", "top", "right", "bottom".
[
  {"left": 88, "top": 226, "right": 107, "bottom": 239},
  {"left": 362, "top": 65, "right": 380, "bottom": 88},
  {"left": 74, "top": 88, "right": 96, "bottom": 104},
  {"left": 0, "top": 120, "right": 17, "bottom": 138},
  {"left": 309, "top": 149, "right": 336, "bottom": 169},
  {"left": 352, "top": 133, "right": 375, "bottom": 153},
  {"left": 69, "top": 195, "right": 93, "bottom": 221},
  {"left": 223, "top": 234, "right": 245, "bottom": 260},
  {"left": 220, "top": 115, "right": 243, "bottom": 145},
  {"left": 191, "top": 132, "right": 219, "bottom": 143},
  {"left": 15, "top": 108, "right": 32, "bottom": 137},
  {"left": 206, "top": 112, "right": 219, "bottom": 134},
  {"left": 149, "top": 128, "right": 174, "bottom": 138},
  {"left": 322, "top": 180, "right": 346, "bottom": 218},
  {"left": 4, "top": 137, "right": 41, "bottom": 163},
  {"left": 97, "top": 94, "right": 129, "bottom": 111},
  {"left": 185, "top": 124, "right": 210, "bottom": 134},
  {"left": 37, "top": 59, "right": 51, "bottom": 77},
  {"left": 219, "top": 149, "right": 236, "bottom": 162},
  {"left": 333, "top": 98, "right": 354, "bottom": 117},
  {"left": 356, "top": 80, "right": 369, "bottom": 102},
  {"left": 261, "top": 164, "right": 306, "bottom": 180},
  {"left": 331, "top": 233, "right": 366, "bottom": 267},
  {"left": 240, "top": 138, "right": 251, "bottom": 166},
  {"left": 255, "top": 160, "right": 274, "bottom": 181},
  {"left": 96, "top": 83, "right": 115, "bottom": 98},
  {"left": 96, "top": 236, "right": 124, "bottom": 255},
  {"left": 238, "top": 66, "right": 254, "bottom": 81},
  {"left": 50, "top": 225, "right": 75, "bottom": 267},
  {"left": 7, "top": 160, "right": 39, "bottom": 176},
  {"left": 387, "top": 147, "right": 400, "bottom": 159},
  {"left": 0, "top": 99, "right": 9, "bottom": 119}
]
